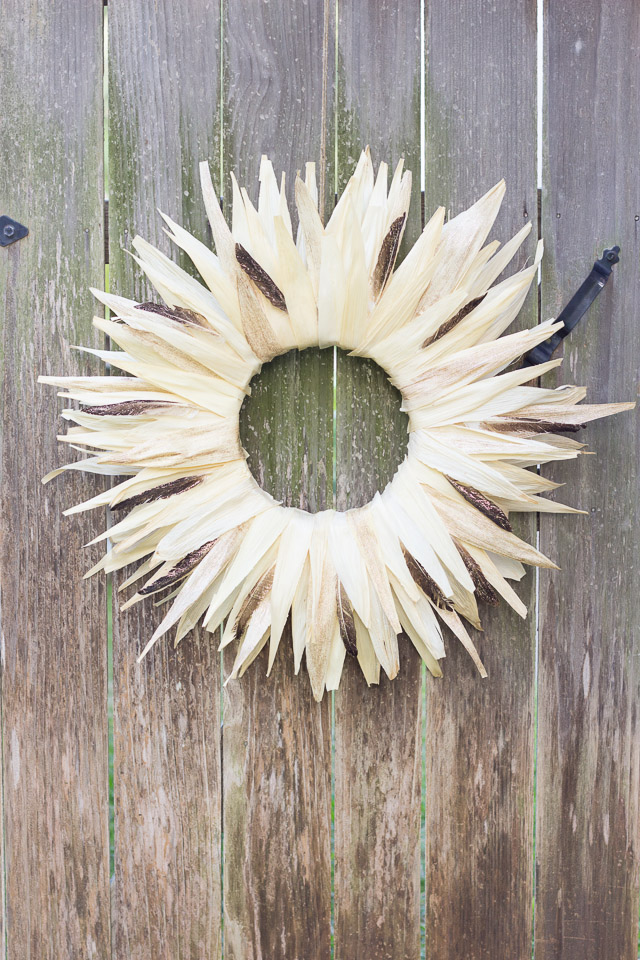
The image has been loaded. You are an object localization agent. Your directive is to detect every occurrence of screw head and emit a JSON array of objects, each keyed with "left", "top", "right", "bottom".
[{"left": 3, "top": 224, "right": 15, "bottom": 238}]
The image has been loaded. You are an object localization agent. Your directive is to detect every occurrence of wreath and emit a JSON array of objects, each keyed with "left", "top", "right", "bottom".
[{"left": 41, "top": 150, "right": 632, "bottom": 700}]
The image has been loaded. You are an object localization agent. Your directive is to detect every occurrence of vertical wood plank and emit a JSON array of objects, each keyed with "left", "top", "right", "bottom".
[
  {"left": 423, "top": 3, "right": 538, "bottom": 957},
  {"left": 333, "top": 4, "right": 423, "bottom": 958},
  {"left": 535, "top": 3, "right": 640, "bottom": 957},
  {"left": 222, "top": 1, "right": 334, "bottom": 957},
  {"left": 108, "top": 3, "right": 223, "bottom": 957},
  {"left": 0, "top": 2, "right": 110, "bottom": 957}
]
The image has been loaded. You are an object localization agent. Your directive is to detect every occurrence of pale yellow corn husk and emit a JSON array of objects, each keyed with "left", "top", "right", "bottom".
[{"left": 39, "top": 149, "right": 634, "bottom": 697}]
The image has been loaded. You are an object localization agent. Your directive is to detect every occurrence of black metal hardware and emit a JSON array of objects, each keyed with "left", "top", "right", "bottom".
[
  {"left": 523, "top": 245, "right": 620, "bottom": 367},
  {"left": 0, "top": 216, "right": 28, "bottom": 247}
]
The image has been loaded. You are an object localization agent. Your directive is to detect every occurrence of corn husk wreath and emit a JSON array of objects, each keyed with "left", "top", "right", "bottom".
[{"left": 40, "top": 150, "right": 633, "bottom": 701}]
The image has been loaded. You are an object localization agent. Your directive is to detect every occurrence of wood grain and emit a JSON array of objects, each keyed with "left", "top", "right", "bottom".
[
  {"left": 535, "top": 2, "right": 640, "bottom": 957},
  {"left": 222, "top": 1, "right": 334, "bottom": 957},
  {"left": 108, "top": 2, "right": 223, "bottom": 957},
  {"left": 0, "top": 2, "right": 110, "bottom": 957},
  {"left": 333, "top": 3, "right": 423, "bottom": 958},
  {"left": 2, "top": 4, "right": 638, "bottom": 957},
  {"left": 423, "top": 3, "right": 538, "bottom": 957},
  {"left": 239, "top": 349, "right": 334, "bottom": 513}
]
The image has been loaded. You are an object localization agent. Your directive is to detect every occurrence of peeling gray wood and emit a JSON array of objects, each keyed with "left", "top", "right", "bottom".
[
  {"left": 222, "top": 1, "right": 334, "bottom": 957},
  {"left": 535, "top": 2, "right": 640, "bottom": 957},
  {"left": 424, "top": 3, "right": 538, "bottom": 957},
  {"left": 1, "top": 3, "right": 638, "bottom": 956},
  {"left": 108, "top": 2, "right": 223, "bottom": 956},
  {"left": 333, "top": 3, "right": 423, "bottom": 958},
  {"left": 0, "top": 2, "right": 110, "bottom": 957}
]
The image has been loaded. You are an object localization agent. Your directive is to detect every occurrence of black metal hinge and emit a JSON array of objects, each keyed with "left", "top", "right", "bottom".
[
  {"left": 523, "top": 245, "right": 620, "bottom": 367},
  {"left": 0, "top": 215, "right": 28, "bottom": 247}
]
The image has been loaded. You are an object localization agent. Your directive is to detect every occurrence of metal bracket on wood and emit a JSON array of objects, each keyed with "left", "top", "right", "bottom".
[
  {"left": 523, "top": 245, "right": 620, "bottom": 367},
  {"left": 0, "top": 215, "right": 28, "bottom": 247}
]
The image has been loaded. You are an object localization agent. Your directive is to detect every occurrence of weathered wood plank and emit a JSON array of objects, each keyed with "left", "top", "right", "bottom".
[
  {"left": 108, "top": 2, "right": 223, "bottom": 956},
  {"left": 423, "top": 3, "right": 538, "bottom": 956},
  {"left": 535, "top": 2, "right": 640, "bottom": 957},
  {"left": 222, "top": 1, "right": 334, "bottom": 957},
  {"left": 333, "top": 4, "right": 423, "bottom": 958},
  {"left": 0, "top": 2, "right": 110, "bottom": 957}
]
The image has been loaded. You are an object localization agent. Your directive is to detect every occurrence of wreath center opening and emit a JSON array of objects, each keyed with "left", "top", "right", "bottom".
[{"left": 239, "top": 347, "right": 409, "bottom": 512}]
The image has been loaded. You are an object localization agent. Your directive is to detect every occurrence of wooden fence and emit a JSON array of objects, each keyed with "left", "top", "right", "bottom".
[{"left": 1, "top": 0, "right": 639, "bottom": 957}]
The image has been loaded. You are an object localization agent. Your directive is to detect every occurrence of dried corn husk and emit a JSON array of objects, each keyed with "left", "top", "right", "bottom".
[{"left": 40, "top": 149, "right": 634, "bottom": 696}]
